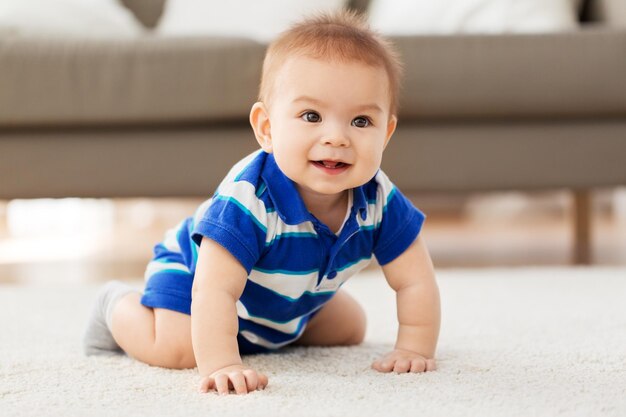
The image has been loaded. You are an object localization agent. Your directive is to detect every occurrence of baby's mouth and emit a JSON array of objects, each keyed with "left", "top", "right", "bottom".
[{"left": 313, "top": 160, "right": 350, "bottom": 169}]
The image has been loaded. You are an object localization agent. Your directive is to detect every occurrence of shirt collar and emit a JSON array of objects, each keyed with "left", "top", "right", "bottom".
[
  {"left": 352, "top": 182, "right": 368, "bottom": 221},
  {"left": 261, "top": 152, "right": 368, "bottom": 225}
]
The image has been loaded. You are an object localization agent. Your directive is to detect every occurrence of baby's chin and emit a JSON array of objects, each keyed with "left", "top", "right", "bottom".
[{"left": 297, "top": 180, "right": 363, "bottom": 196}]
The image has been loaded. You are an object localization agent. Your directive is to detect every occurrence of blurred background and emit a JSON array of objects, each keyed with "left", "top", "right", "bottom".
[
  {"left": 2, "top": 188, "right": 626, "bottom": 283},
  {"left": 1, "top": 0, "right": 625, "bottom": 283}
]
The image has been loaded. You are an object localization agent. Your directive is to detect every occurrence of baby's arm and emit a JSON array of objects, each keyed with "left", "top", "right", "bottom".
[
  {"left": 372, "top": 236, "right": 441, "bottom": 373},
  {"left": 191, "top": 237, "right": 268, "bottom": 395}
]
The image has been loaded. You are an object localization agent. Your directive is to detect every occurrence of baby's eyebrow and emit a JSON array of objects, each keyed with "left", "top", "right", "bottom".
[
  {"left": 291, "top": 96, "right": 324, "bottom": 106},
  {"left": 353, "top": 104, "right": 384, "bottom": 114},
  {"left": 292, "top": 96, "right": 383, "bottom": 114}
]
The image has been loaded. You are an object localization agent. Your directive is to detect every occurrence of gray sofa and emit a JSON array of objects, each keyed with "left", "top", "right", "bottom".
[{"left": 1, "top": 0, "right": 625, "bottom": 263}]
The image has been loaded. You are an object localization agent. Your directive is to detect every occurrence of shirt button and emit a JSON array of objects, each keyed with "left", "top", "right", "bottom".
[{"left": 327, "top": 271, "right": 337, "bottom": 279}]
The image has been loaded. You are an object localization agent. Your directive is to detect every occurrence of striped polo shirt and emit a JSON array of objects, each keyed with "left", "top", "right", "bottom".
[{"left": 141, "top": 150, "right": 425, "bottom": 354}]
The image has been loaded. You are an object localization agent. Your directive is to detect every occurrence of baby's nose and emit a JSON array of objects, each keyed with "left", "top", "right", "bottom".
[{"left": 321, "top": 124, "right": 350, "bottom": 147}]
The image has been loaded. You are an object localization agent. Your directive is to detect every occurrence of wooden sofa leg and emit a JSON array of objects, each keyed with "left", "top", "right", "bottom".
[{"left": 573, "top": 189, "right": 592, "bottom": 265}]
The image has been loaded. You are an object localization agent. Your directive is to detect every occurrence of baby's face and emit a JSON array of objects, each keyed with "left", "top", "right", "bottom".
[{"left": 260, "top": 56, "right": 396, "bottom": 198}]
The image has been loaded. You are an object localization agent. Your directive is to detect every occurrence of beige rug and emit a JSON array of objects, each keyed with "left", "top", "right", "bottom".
[{"left": 1, "top": 267, "right": 625, "bottom": 417}]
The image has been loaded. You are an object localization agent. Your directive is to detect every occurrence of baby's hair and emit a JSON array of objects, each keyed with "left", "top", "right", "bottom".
[{"left": 259, "top": 10, "right": 403, "bottom": 115}]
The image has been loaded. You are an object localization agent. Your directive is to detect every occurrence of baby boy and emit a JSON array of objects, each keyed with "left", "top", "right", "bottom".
[{"left": 83, "top": 10, "right": 441, "bottom": 395}]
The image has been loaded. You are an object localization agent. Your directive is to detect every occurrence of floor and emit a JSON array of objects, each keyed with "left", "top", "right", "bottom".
[
  {"left": 3, "top": 267, "right": 626, "bottom": 417},
  {"left": 1, "top": 188, "right": 625, "bottom": 284}
]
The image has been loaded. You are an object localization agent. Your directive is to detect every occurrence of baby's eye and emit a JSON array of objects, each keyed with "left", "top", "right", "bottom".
[
  {"left": 301, "top": 111, "right": 321, "bottom": 123},
  {"left": 352, "top": 116, "right": 371, "bottom": 128}
]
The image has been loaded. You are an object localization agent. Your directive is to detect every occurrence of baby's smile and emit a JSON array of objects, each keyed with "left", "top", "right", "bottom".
[{"left": 311, "top": 160, "right": 352, "bottom": 175}]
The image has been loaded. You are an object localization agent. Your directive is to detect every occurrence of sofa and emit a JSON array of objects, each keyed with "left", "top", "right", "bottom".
[{"left": 1, "top": 0, "right": 625, "bottom": 263}]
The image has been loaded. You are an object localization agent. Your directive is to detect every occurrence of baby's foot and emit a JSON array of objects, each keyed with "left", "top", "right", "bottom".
[{"left": 83, "top": 281, "right": 136, "bottom": 356}]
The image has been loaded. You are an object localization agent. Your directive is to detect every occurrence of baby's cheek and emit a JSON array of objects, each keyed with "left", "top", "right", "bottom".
[{"left": 361, "top": 153, "right": 383, "bottom": 177}]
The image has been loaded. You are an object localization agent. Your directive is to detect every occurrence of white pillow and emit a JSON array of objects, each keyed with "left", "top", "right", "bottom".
[
  {"left": 0, "top": 0, "right": 144, "bottom": 38},
  {"left": 369, "top": 0, "right": 579, "bottom": 35},
  {"left": 157, "top": 0, "right": 348, "bottom": 42}
]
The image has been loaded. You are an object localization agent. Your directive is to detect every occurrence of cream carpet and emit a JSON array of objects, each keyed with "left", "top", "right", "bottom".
[{"left": 1, "top": 267, "right": 625, "bottom": 417}]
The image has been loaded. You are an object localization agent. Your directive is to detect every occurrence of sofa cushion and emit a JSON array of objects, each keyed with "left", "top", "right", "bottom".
[
  {"left": 156, "top": 0, "right": 348, "bottom": 42},
  {"left": 0, "top": 0, "right": 144, "bottom": 38},
  {"left": 396, "top": 29, "right": 626, "bottom": 119},
  {"left": 368, "top": 0, "right": 579, "bottom": 34},
  {"left": 1, "top": 28, "right": 624, "bottom": 126},
  {"left": 0, "top": 36, "right": 266, "bottom": 127},
  {"left": 355, "top": 0, "right": 587, "bottom": 20}
]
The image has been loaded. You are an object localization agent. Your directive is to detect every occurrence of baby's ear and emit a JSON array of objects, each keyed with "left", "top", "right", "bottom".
[
  {"left": 250, "top": 102, "right": 273, "bottom": 153},
  {"left": 384, "top": 115, "right": 398, "bottom": 149}
]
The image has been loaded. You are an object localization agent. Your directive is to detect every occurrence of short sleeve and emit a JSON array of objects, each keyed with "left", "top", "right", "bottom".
[
  {"left": 373, "top": 186, "right": 425, "bottom": 266},
  {"left": 191, "top": 182, "right": 268, "bottom": 274}
]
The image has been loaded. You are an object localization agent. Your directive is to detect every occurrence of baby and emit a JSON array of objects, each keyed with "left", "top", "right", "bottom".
[{"left": 83, "top": 10, "right": 440, "bottom": 395}]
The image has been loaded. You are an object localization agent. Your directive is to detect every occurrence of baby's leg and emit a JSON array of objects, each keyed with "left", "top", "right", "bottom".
[
  {"left": 110, "top": 293, "right": 196, "bottom": 369},
  {"left": 83, "top": 281, "right": 138, "bottom": 356},
  {"left": 295, "top": 289, "right": 366, "bottom": 346}
]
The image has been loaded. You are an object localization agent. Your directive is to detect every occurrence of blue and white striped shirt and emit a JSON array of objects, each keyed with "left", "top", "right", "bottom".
[{"left": 142, "top": 150, "right": 425, "bottom": 354}]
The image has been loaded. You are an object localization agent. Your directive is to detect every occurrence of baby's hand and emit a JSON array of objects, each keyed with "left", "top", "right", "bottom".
[
  {"left": 372, "top": 349, "right": 437, "bottom": 373},
  {"left": 199, "top": 364, "right": 268, "bottom": 395}
]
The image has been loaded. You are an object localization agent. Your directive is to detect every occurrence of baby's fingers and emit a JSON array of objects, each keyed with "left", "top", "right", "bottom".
[
  {"left": 371, "top": 359, "right": 394, "bottom": 373},
  {"left": 409, "top": 358, "right": 437, "bottom": 373},
  {"left": 409, "top": 358, "right": 427, "bottom": 373},
  {"left": 393, "top": 358, "right": 412, "bottom": 373},
  {"left": 198, "top": 376, "right": 215, "bottom": 393},
  {"left": 242, "top": 370, "right": 268, "bottom": 392},
  {"left": 215, "top": 373, "right": 231, "bottom": 396},
  {"left": 229, "top": 372, "right": 249, "bottom": 395},
  {"left": 243, "top": 369, "right": 258, "bottom": 392}
]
